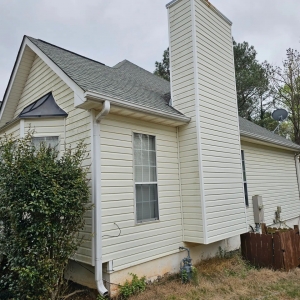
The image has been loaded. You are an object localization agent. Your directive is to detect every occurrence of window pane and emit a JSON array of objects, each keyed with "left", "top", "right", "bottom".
[
  {"left": 134, "top": 150, "right": 142, "bottom": 166},
  {"left": 149, "top": 136, "right": 155, "bottom": 151},
  {"left": 244, "top": 182, "right": 249, "bottom": 206},
  {"left": 136, "top": 185, "right": 142, "bottom": 203},
  {"left": 142, "top": 202, "right": 151, "bottom": 220},
  {"left": 142, "top": 185, "right": 150, "bottom": 202},
  {"left": 150, "top": 200, "right": 158, "bottom": 219},
  {"left": 136, "top": 203, "right": 143, "bottom": 221},
  {"left": 142, "top": 135, "right": 148, "bottom": 150},
  {"left": 149, "top": 184, "right": 157, "bottom": 200},
  {"left": 142, "top": 150, "right": 149, "bottom": 166},
  {"left": 150, "top": 167, "right": 157, "bottom": 181},
  {"left": 243, "top": 171, "right": 247, "bottom": 182},
  {"left": 134, "top": 133, "right": 142, "bottom": 149},
  {"left": 143, "top": 166, "right": 150, "bottom": 182},
  {"left": 135, "top": 166, "right": 143, "bottom": 182},
  {"left": 149, "top": 151, "right": 156, "bottom": 166}
]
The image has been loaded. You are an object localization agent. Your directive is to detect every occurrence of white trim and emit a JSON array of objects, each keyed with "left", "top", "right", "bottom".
[
  {"left": 0, "top": 40, "right": 27, "bottom": 123},
  {"left": 83, "top": 91, "right": 191, "bottom": 124},
  {"left": 191, "top": 0, "right": 208, "bottom": 244},
  {"left": 177, "top": 127, "right": 184, "bottom": 241},
  {"left": 166, "top": 0, "right": 232, "bottom": 25},
  {"left": 20, "top": 119, "right": 25, "bottom": 138},
  {"left": 230, "top": 26, "right": 249, "bottom": 230},
  {"left": 167, "top": 8, "right": 174, "bottom": 107}
]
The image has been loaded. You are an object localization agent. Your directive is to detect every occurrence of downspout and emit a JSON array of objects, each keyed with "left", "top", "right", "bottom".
[{"left": 93, "top": 100, "right": 110, "bottom": 296}]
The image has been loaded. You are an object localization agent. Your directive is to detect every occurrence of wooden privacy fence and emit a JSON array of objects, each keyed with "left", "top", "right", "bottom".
[{"left": 241, "top": 225, "right": 300, "bottom": 271}]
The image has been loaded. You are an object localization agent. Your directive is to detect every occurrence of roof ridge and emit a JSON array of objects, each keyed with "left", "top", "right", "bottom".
[
  {"left": 26, "top": 36, "right": 106, "bottom": 66},
  {"left": 113, "top": 59, "right": 170, "bottom": 84}
]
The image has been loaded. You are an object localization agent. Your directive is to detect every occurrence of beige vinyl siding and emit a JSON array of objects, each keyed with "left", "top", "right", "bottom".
[
  {"left": 169, "top": 0, "right": 204, "bottom": 243},
  {"left": 100, "top": 114, "right": 183, "bottom": 270},
  {"left": 12, "top": 56, "right": 92, "bottom": 264},
  {"left": 193, "top": 0, "right": 247, "bottom": 243},
  {"left": 241, "top": 141, "right": 300, "bottom": 226},
  {"left": 0, "top": 121, "right": 20, "bottom": 138}
]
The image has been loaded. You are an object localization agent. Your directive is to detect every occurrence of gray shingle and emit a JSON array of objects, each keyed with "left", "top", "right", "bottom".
[
  {"left": 27, "top": 37, "right": 184, "bottom": 119},
  {"left": 239, "top": 117, "right": 300, "bottom": 150}
]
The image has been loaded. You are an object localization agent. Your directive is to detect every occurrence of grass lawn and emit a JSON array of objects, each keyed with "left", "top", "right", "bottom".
[{"left": 128, "top": 254, "right": 300, "bottom": 300}]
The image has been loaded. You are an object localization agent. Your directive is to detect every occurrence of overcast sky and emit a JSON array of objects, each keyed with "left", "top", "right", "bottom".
[{"left": 1, "top": 0, "right": 300, "bottom": 99}]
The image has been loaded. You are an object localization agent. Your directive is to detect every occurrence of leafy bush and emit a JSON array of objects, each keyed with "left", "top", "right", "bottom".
[
  {"left": 119, "top": 273, "right": 146, "bottom": 299},
  {"left": 0, "top": 133, "right": 90, "bottom": 300}
]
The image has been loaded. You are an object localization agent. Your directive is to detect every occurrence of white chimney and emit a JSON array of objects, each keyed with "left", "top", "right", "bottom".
[{"left": 167, "top": 0, "right": 247, "bottom": 244}]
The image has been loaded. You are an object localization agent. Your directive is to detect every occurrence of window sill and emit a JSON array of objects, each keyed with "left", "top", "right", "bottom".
[{"left": 135, "top": 219, "right": 160, "bottom": 226}]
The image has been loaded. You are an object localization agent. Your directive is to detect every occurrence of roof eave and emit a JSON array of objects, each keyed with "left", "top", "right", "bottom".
[
  {"left": 83, "top": 91, "right": 191, "bottom": 125},
  {"left": 240, "top": 130, "right": 300, "bottom": 152}
]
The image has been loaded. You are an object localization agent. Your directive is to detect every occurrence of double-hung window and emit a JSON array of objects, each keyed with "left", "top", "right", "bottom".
[
  {"left": 241, "top": 150, "right": 249, "bottom": 206},
  {"left": 133, "top": 133, "right": 159, "bottom": 223}
]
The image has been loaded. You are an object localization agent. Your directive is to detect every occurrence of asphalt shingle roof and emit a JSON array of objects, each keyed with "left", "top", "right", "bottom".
[
  {"left": 239, "top": 117, "right": 300, "bottom": 150},
  {"left": 27, "top": 36, "right": 300, "bottom": 151},
  {"left": 27, "top": 37, "right": 184, "bottom": 119}
]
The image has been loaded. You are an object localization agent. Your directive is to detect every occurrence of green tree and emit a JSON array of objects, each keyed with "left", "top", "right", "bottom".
[
  {"left": 154, "top": 47, "right": 170, "bottom": 81},
  {"left": 233, "top": 39, "right": 273, "bottom": 120},
  {"left": 0, "top": 132, "right": 90, "bottom": 299},
  {"left": 271, "top": 48, "right": 300, "bottom": 144}
]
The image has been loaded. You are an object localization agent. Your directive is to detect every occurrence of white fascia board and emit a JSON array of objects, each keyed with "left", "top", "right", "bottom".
[
  {"left": 0, "top": 39, "right": 27, "bottom": 123},
  {"left": 83, "top": 91, "right": 191, "bottom": 124},
  {"left": 166, "top": 0, "right": 232, "bottom": 25},
  {"left": 25, "top": 38, "right": 85, "bottom": 104},
  {"left": 0, "top": 117, "right": 20, "bottom": 133},
  {"left": 240, "top": 130, "right": 300, "bottom": 152}
]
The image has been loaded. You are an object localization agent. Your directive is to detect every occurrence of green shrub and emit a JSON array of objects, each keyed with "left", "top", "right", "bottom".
[
  {"left": 119, "top": 273, "right": 146, "bottom": 299},
  {"left": 0, "top": 132, "right": 90, "bottom": 300}
]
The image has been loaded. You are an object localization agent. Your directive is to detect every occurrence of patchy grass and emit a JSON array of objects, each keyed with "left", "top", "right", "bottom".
[{"left": 128, "top": 254, "right": 300, "bottom": 300}]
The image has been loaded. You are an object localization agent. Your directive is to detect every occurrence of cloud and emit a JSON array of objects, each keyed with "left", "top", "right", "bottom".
[{"left": 1, "top": 0, "right": 300, "bottom": 99}]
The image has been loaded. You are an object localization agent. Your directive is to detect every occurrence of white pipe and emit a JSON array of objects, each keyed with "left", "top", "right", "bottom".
[{"left": 92, "top": 100, "right": 110, "bottom": 296}]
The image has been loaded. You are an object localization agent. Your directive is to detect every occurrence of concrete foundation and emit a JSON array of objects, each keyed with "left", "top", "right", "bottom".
[{"left": 65, "top": 234, "right": 241, "bottom": 296}]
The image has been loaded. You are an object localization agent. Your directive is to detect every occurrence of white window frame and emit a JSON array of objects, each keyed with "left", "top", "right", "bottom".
[
  {"left": 241, "top": 150, "right": 249, "bottom": 207},
  {"left": 133, "top": 132, "right": 159, "bottom": 224}
]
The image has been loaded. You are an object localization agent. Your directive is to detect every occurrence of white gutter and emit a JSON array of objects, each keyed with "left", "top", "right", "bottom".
[
  {"left": 84, "top": 91, "right": 191, "bottom": 124},
  {"left": 92, "top": 100, "right": 110, "bottom": 296}
]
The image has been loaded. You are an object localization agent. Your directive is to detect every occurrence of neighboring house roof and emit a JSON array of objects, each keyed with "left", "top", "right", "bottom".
[
  {"left": 26, "top": 37, "right": 184, "bottom": 120},
  {"left": 239, "top": 117, "right": 300, "bottom": 151}
]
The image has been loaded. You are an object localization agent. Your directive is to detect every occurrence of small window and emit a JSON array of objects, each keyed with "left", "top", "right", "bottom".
[
  {"left": 134, "top": 133, "right": 159, "bottom": 223},
  {"left": 32, "top": 136, "right": 59, "bottom": 151},
  {"left": 241, "top": 150, "right": 249, "bottom": 206}
]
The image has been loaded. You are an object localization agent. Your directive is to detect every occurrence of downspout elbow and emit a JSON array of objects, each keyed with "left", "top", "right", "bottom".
[{"left": 96, "top": 100, "right": 110, "bottom": 122}]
